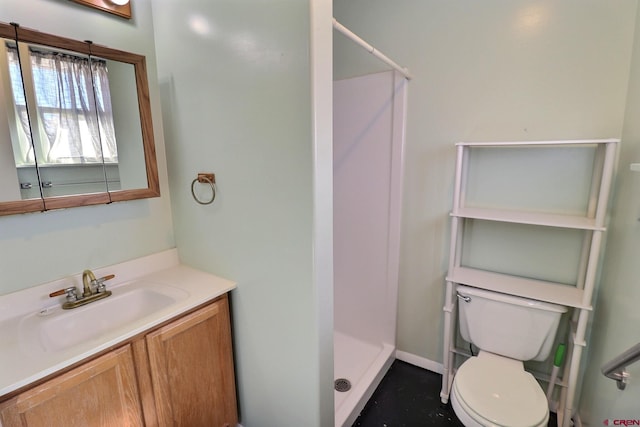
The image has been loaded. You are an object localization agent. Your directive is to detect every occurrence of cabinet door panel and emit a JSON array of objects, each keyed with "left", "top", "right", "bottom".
[
  {"left": 0, "top": 345, "right": 143, "bottom": 427},
  {"left": 146, "top": 296, "right": 237, "bottom": 427}
]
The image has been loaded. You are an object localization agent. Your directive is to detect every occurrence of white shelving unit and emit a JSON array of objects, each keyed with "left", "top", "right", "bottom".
[{"left": 439, "top": 139, "right": 619, "bottom": 427}]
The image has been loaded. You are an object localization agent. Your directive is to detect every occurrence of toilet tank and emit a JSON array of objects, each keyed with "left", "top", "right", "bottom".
[{"left": 457, "top": 285, "right": 567, "bottom": 361}]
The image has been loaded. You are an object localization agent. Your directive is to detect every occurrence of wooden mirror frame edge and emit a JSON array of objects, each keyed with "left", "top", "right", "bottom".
[{"left": 69, "top": 0, "right": 132, "bottom": 20}]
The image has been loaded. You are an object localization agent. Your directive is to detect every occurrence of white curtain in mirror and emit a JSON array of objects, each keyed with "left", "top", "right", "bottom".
[
  {"left": 7, "top": 47, "right": 118, "bottom": 165},
  {"left": 6, "top": 48, "right": 33, "bottom": 165}
]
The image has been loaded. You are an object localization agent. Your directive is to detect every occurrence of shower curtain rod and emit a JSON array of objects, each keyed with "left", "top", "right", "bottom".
[{"left": 332, "top": 18, "right": 412, "bottom": 80}]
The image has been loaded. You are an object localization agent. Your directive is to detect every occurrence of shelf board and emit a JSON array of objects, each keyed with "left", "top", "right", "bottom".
[
  {"left": 456, "top": 138, "right": 619, "bottom": 147},
  {"left": 451, "top": 207, "right": 605, "bottom": 231},
  {"left": 446, "top": 267, "right": 591, "bottom": 309}
]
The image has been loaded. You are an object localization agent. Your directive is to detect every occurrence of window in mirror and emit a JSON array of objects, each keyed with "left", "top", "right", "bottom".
[
  {"left": 26, "top": 48, "right": 117, "bottom": 165},
  {"left": 10, "top": 43, "right": 117, "bottom": 197},
  {"left": 10, "top": 43, "right": 113, "bottom": 197}
]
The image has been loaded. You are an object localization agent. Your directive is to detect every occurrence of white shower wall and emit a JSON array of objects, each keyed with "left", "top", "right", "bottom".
[{"left": 333, "top": 70, "right": 406, "bottom": 426}]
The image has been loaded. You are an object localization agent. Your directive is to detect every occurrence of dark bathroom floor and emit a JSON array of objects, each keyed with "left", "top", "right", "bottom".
[{"left": 352, "top": 359, "right": 558, "bottom": 427}]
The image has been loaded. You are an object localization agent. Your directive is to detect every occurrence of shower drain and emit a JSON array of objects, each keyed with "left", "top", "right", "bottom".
[{"left": 334, "top": 378, "right": 352, "bottom": 392}]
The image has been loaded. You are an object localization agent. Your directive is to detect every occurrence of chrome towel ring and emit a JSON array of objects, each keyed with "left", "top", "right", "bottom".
[{"left": 191, "top": 173, "right": 216, "bottom": 205}]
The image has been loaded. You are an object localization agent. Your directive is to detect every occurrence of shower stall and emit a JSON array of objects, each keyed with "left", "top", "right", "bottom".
[{"left": 333, "top": 69, "right": 407, "bottom": 427}]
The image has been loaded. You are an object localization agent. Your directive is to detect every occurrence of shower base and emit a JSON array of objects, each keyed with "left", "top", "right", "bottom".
[{"left": 334, "top": 330, "right": 394, "bottom": 427}]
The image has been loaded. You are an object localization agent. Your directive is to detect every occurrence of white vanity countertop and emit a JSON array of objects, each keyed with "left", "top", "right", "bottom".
[{"left": 0, "top": 249, "right": 236, "bottom": 397}]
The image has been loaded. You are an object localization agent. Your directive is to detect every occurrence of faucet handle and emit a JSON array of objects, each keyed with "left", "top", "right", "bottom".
[
  {"left": 49, "top": 286, "right": 78, "bottom": 301},
  {"left": 96, "top": 274, "right": 115, "bottom": 293}
]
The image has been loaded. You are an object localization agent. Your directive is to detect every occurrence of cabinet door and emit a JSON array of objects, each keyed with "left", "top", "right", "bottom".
[
  {"left": 0, "top": 345, "right": 144, "bottom": 427},
  {"left": 146, "top": 296, "right": 237, "bottom": 427}
]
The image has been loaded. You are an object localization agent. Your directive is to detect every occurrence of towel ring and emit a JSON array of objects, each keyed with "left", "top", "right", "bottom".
[{"left": 191, "top": 174, "right": 216, "bottom": 205}]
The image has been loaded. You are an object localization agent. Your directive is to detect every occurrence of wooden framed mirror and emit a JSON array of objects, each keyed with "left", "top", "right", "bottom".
[
  {"left": 70, "top": 0, "right": 132, "bottom": 20},
  {"left": 0, "top": 22, "right": 159, "bottom": 216}
]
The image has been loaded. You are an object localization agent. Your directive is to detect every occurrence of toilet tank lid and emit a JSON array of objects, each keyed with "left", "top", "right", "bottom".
[{"left": 457, "top": 285, "right": 567, "bottom": 313}]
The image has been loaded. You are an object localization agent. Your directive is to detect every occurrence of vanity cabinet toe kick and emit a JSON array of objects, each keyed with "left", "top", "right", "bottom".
[{"left": 0, "top": 293, "right": 238, "bottom": 427}]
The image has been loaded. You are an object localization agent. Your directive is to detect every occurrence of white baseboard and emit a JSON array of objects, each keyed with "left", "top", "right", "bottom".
[{"left": 395, "top": 350, "right": 444, "bottom": 374}]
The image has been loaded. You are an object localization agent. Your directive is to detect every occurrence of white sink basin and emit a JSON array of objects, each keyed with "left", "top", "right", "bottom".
[{"left": 19, "top": 281, "right": 189, "bottom": 353}]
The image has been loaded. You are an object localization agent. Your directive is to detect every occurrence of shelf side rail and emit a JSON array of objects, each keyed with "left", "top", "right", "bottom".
[{"left": 601, "top": 341, "right": 640, "bottom": 390}]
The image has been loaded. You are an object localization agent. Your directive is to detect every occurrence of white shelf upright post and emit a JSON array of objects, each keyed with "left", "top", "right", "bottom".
[
  {"left": 560, "top": 140, "right": 617, "bottom": 427},
  {"left": 440, "top": 144, "right": 467, "bottom": 404}
]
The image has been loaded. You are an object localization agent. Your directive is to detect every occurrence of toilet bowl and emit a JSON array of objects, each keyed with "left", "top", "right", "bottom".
[
  {"left": 450, "top": 352, "right": 548, "bottom": 427},
  {"left": 452, "top": 285, "right": 567, "bottom": 427}
]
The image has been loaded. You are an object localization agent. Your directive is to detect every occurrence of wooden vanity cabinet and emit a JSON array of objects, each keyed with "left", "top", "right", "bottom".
[
  {"left": 0, "top": 345, "right": 144, "bottom": 427},
  {"left": 0, "top": 294, "right": 237, "bottom": 427}
]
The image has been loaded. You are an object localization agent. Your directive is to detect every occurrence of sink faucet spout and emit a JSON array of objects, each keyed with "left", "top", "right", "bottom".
[{"left": 82, "top": 270, "right": 97, "bottom": 297}]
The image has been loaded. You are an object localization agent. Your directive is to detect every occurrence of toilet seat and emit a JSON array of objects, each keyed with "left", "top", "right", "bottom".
[{"left": 451, "top": 352, "right": 549, "bottom": 427}]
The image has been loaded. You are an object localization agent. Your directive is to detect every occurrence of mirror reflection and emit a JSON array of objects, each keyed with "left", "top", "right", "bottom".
[
  {"left": 0, "top": 21, "right": 159, "bottom": 215},
  {"left": 97, "top": 56, "right": 148, "bottom": 192},
  {"left": 13, "top": 42, "right": 111, "bottom": 197},
  {"left": 0, "top": 37, "right": 41, "bottom": 203}
]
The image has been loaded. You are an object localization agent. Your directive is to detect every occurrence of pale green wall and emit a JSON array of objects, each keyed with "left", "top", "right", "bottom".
[
  {"left": 0, "top": 0, "right": 174, "bottom": 295},
  {"left": 151, "top": 1, "right": 331, "bottom": 426},
  {"left": 1, "top": 2, "right": 333, "bottom": 426},
  {"left": 334, "top": 1, "right": 638, "bottom": 423},
  {"left": 579, "top": 4, "right": 640, "bottom": 420}
]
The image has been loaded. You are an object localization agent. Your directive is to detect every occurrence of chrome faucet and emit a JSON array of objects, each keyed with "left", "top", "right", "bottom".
[{"left": 49, "top": 269, "right": 114, "bottom": 309}]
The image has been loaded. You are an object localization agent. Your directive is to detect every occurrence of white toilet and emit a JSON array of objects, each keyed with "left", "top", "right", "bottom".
[{"left": 451, "top": 285, "right": 567, "bottom": 427}]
